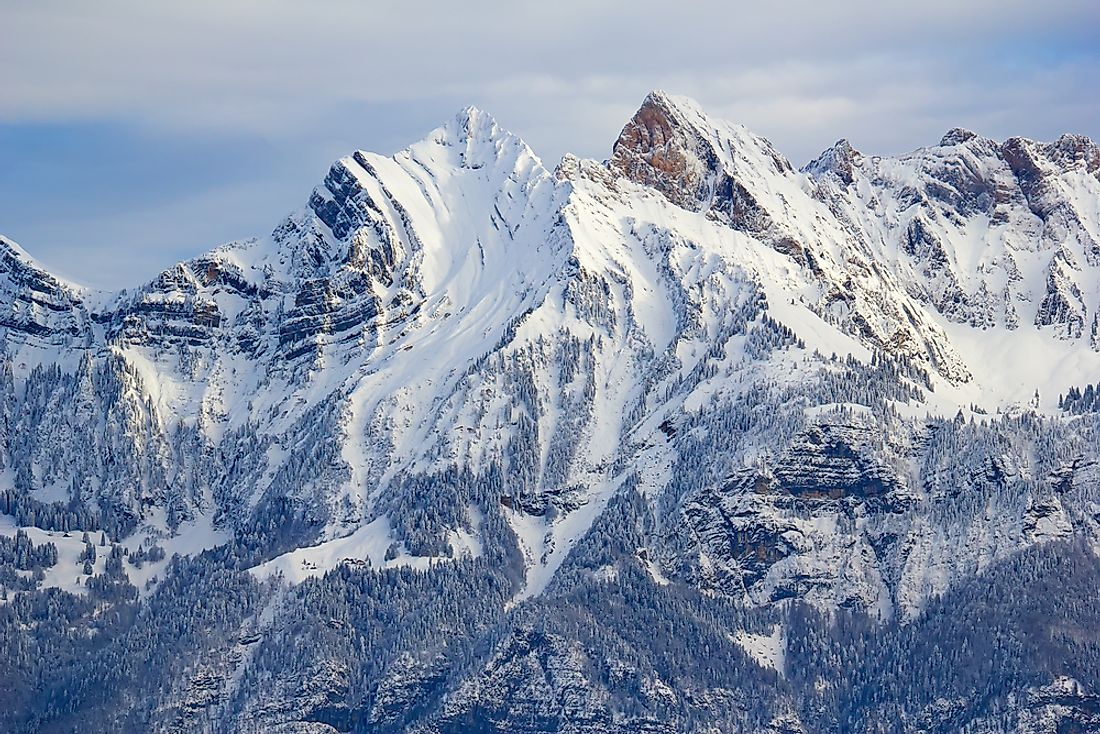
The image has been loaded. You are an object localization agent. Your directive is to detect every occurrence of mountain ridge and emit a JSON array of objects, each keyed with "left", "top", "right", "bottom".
[
  {"left": 2, "top": 91, "right": 1099, "bottom": 569},
  {"left": 2, "top": 92, "right": 1100, "bottom": 733}
]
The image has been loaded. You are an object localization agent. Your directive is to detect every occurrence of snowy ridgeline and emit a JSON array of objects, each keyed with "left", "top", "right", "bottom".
[{"left": 0, "top": 91, "right": 1099, "bottom": 732}]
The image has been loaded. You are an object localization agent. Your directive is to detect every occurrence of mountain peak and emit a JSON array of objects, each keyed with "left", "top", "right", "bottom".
[
  {"left": 608, "top": 91, "right": 725, "bottom": 210},
  {"left": 803, "top": 138, "right": 863, "bottom": 185},
  {"left": 622, "top": 90, "right": 743, "bottom": 153},
  {"left": 609, "top": 91, "right": 793, "bottom": 216},
  {"left": 447, "top": 105, "right": 499, "bottom": 138},
  {"left": 1049, "top": 133, "right": 1100, "bottom": 176},
  {"left": 436, "top": 105, "right": 510, "bottom": 148},
  {"left": 939, "top": 127, "right": 980, "bottom": 147},
  {"left": 424, "top": 105, "right": 543, "bottom": 174},
  {"left": 638, "top": 89, "right": 709, "bottom": 122}
]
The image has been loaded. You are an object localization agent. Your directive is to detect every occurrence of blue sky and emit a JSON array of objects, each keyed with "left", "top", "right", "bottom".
[{"left": 2, "top": 0, "right": 1098, "bottom": 289}]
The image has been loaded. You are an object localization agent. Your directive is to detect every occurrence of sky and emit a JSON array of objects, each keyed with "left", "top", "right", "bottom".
[{"left": 1, "top": 0, "right": 1098, "bottom": 289}]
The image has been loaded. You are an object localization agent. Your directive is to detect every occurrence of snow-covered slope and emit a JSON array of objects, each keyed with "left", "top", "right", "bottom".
[
  {"left": 3, "top": 93, "right": 1100, "bottom": 608},
  {"left": 1, "top": 91, "right": 1099, "bottom": 631}
]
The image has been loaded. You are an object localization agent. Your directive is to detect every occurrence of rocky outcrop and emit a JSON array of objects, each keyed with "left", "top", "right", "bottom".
[{"left": 0, "top": 236, "right": 89, "bottom": 345}]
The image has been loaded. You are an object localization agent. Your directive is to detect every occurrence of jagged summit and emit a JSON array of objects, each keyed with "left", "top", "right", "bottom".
[
  {"left": 427, "top": 104, "right": 547, "bottom": 174},
  {"left": 452, "top": 104, "right": 497, "bottom": 130},
  {"left": 802, "top": 138, "right": 862, "bottom": 184},
  {"left": 438, "top": 105, "right": 504, "bottom": 141},
  {"left": 1002, "top": 132, "right": 1100, "bottom": 183},
  {"left": 608, "top": 90, "right": 794, "bottom": 213},
  {"left": 632, "top": 89, "right": 724, "bottom": 134},
  {"left": 939, "top": 127, "right": 980, "bottom": 146}
]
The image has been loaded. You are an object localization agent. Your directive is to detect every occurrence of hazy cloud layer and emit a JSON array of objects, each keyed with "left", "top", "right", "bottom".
[{"left": 2, "top": 0, "right": 1098, "bottom": 287}]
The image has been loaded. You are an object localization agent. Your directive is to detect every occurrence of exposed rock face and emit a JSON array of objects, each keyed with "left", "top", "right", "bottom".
[
  {"left": 0, "top": 236, "right": 89, "bottom": 344},
  {"left": 771, "top": 423, "right": 902, "bottom": 501},
  {"left": 803, "top": 139, "right": 862, "bottom": 186},
  {"left": 610, "top": 90, "right": 795, "bottom": 237},
  {"left": 609, "top": 92, "right": 706, "bottom": 211}
]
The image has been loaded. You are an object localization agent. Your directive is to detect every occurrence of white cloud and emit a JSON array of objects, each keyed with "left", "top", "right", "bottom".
[{"left": 4, "top": 1, "right": 1098, "bottom": 136}]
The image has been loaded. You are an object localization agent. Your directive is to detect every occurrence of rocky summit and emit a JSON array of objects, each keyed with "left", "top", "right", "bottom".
[{"left": 2, "top": 92, "right": 1100, "bottom": 733}]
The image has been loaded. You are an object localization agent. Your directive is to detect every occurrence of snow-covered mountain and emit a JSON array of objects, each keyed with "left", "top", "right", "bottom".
[{"left": 2, "top": 92, "right": 1100, "bottom": 733}]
